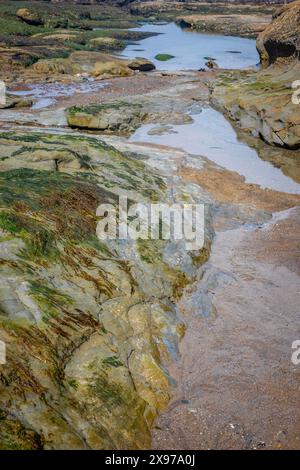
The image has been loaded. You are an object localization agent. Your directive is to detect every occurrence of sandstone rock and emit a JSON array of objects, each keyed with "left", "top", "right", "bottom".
[
  {"left": 92, "top": 61, "right": 133, "bottom": 79},
  {"left": 212, "top": 0, "right": 300, "bottom": 150},
  {"left": 127, "top": 57, "right": 156, "bottom": 72},
  {"left": 0, "top": 129, "right": 196, "bottom": 449},
  {"left": 257, "top": 0, "right": 300, "bottom": 67},
  {"left": 66, "top": 94, "right": 195, "bottom": 135},
  {"left": 176, "top": 13, "right": 271, "bottom": 38},
  {"left": 16, "top": 8, "right": 44, "bottom": 26},
  {"left": 67, "top": 101, "right": 146, "bottom": 133}
]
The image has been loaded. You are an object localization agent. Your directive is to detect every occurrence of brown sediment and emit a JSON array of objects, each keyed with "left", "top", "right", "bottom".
[
  {"left": 180, "top": 161, "right": 300, "bottom": 213},
  {"left": 153, "top": 206, "right": 300, "bottom": 450},
  {"left": 10, "top": 73, "right": 175, "bottom": 112}
]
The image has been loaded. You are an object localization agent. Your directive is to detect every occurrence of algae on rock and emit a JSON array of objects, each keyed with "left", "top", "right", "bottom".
[{"left": 0, "top": 129, "right": 210, "bottom": 449}]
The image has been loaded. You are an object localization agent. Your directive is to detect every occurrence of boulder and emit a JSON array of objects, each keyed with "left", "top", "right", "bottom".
[
  {"left": 257, "top": 0, "right": 300, "bottom": 67},
  {"left": 127, "top": 57, "right": 156, "bottom": 72},
  {"left": 92, "top": 61, "right": 133, "bottom": 79},
  {"left": 205, "top": 59, "right": 218, "bottom": 69},
  {"left": 16, "top": 8, "right": 44, "bottom": 26}
]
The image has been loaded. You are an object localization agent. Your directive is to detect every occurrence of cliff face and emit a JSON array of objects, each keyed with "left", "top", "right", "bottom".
[{"left": 257, "top": 0, "right": 300, "bottom": 67}]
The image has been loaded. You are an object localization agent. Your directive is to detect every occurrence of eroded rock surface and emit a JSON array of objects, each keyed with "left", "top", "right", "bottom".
[
  {"left": 212, "top": 65, "right": 300, "bottom": 149},
  {"left": 66, "top": 93, "right": 196, "bottom": 134}
]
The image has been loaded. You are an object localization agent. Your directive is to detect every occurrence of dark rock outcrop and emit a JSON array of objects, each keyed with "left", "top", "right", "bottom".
[
  {"left": 16, "top": 8, "right": 44, "bottom": 26},
  {"left": 127, "top": 57, "right": 156, "bottom": 72}
]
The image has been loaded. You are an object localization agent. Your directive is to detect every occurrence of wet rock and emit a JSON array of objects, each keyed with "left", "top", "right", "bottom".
[
  {"left": 211, "top": 2, "right": 300, "bottom": 149},
  {"left": 212, "top": 65, "right": 300, "bottom": 150},
  {"left": 0, "top": 129, "right": 202, "bottom": 449},
  {"left": 0, "top": 95, "right": 33, "bottom": 110},
  {"left": 66, "top": 94, "right": 195, "bottom": 135}
]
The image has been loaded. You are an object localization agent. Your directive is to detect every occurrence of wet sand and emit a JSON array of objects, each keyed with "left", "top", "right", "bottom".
[{"left": 153, "top": 206, "right": 300, "bottom": 449}]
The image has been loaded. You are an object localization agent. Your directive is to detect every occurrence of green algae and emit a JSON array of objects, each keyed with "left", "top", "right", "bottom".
[
  {"left": 89, "top": 373, "right": 124, "bottom": 409},
  {"left": 155, "top": 54, "right": 175, "bottom": 61},
  {"left": 0, "top": 211, "right": 23, "bottom": 234},
  {"left": 28, "top": 281, "right": 73, "bottom": 321},
  {"left": 102, "top": 356, "right": 123, "bottom": 368},
  {"left": 67, "top": 101, "right": 142, "bottom": 117}
]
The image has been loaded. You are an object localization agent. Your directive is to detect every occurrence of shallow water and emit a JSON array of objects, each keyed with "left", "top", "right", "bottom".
[
  {"left": 130, "top": 107, "right": 300, "bottom": 194},
  {"left": 121, "top": 22, "right": 259, "bottom": 70},
  {"left": 9, "top": 80, "right": 106, "bottom": 110}
]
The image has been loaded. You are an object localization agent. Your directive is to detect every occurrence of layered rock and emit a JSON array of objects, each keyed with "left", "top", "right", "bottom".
[
  {"left": 177, "top": 13, "right": 271, "bottom": 38},
  {"left": 66, "top": 97, "right": 194, "bottom": 134},
  {"left": 212, "top": 1, "right": 300, "bottom": 150},
  {"left": 130, "top": 1, "right": 279, "bottom": 19},
  {"left": 67, "top": 102, "right": 146, "bottom": 132},
  {"left": 212, "top": 66, "right": 300, "bottom": 149}
]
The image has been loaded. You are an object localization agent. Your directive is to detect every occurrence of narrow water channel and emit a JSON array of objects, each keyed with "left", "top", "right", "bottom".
[{"left": 130, "top": 107, "right": 300, "bottom": 195}]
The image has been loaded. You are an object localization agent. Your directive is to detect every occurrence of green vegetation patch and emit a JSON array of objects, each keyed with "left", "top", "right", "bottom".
[
  {"left": 89, "top": 373, "right": 124, "bottom": 410},
  {"left": 102, "top": 356, "right": 124, "bottom": 368},
  {"left": 155, "top": 54, "right": 175, "bottom": 62},
  {"left": 28, "top": 280, "right": 73, "bottom": 321}
]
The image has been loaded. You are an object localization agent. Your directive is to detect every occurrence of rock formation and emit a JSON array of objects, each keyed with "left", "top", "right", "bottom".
[{"left": 257, "top": 0, "right": 300, "bottom": 67}]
